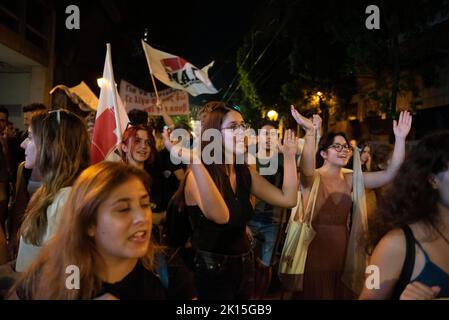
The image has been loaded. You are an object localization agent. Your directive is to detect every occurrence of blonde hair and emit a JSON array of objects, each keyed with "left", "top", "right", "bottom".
[
  {"left": 12, "top": 162, "right": 157, "bottom": 299},
  {"left": 20, "top": 109, "right": 91, "bottom": 245}
]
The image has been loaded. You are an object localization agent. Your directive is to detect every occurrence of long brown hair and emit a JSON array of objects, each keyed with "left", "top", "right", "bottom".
[
  {"left": 11, "top": 162, "right": 157, "bottom": 299},
  {"left": 173, "top": 101, "right": 248, "bottom": 208},
  {"left": 20, "top": 109, "right": 91, "bottom": 245}
]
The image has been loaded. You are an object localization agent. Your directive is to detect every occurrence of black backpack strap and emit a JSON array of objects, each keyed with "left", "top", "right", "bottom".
[{"left": 392, "top": 225, "right": 416, "bottom": 299}]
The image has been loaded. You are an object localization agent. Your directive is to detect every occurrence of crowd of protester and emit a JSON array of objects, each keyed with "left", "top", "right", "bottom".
[{"left": 0, "top": 101, "right": 448, "bottom": 300}]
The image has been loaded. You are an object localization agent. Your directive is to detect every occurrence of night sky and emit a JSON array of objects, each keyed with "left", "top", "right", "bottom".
[{"left": 54, "top": 0, "right": 262, "bottom": 102}]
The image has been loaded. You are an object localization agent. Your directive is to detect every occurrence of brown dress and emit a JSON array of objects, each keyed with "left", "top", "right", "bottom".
[{"left": 298, "top": 173, "right": 356, "bottom": 300}]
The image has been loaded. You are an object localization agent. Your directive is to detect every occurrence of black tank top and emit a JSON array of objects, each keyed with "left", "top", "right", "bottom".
[{"left": 186, "top": 165, "right": 254, "bottom": 255}]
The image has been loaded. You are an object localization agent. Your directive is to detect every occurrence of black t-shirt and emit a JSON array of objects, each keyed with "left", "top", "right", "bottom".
[
  {"left": 160, "top": 148, "right": 185, "bottom": 204},
  {"left": 187, "top": 164, "right": 254, "bottom": 255},
  {"left": 16, "top": 255, "right": 196, "bottom": 300},
  {"left": 254, "top": 155, "right": 284, "bottom": 215},
  {"left": 101, "top": 256, "right": 196, "bottom": 300}
]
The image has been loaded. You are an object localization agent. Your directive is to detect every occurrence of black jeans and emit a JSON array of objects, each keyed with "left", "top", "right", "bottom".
[{"left": 193, "top": 249, "right": 255, "bottom": 300}]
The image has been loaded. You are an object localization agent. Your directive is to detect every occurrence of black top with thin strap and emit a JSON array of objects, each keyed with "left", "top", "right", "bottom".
[
  {"left": 392, "top": 225, "right": 449, "bottom": 299},
  {"left": 186, "top": 165, "right": 254, "bottom": 255}
]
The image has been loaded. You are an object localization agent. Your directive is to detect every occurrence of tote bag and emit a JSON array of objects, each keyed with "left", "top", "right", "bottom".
[{"left": 278, "top": 172, "right": 320, "bottom": 291}]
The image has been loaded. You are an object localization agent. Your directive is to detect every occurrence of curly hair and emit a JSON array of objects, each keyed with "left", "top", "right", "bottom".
[{"left": 367, "top": 131, "right": 449, "bottom": 254}]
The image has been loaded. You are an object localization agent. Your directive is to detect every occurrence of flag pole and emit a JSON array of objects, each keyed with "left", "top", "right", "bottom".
[
  {"left": 141, "top": 40, "right": 162, "bottom": 109},
  {"left": 106, "top": 43, "right": 124, "bottom": 158},
  {"left": 149, "top": 68, "right": 160, "bottom": 102}
]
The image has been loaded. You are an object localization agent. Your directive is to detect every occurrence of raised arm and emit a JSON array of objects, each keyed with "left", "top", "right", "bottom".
[
  {"left": 363, "top": 111, "right": 412, "bottom": 189},
  {"left": 162, "top": 129, "right": 229, "bottom": 224},
  {"left": 157, "top": 100, "right": 175, "bottom": 129},
  {"left": 251, "top": 129, "right": 298, "bottom": 208},
  {"left": 359, "top": 229, "right": 406, "bottom": 299},
  {"left": 291, "top": 105, "right": 316, "bottom": 188}
]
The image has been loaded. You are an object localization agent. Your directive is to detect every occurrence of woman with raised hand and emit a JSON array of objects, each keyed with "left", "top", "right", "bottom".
[
  {"left": 164, "top": 101, "right": 298, "bottom": 300},
  {"left": 15, "top": 109, "right": 91, "bottom": 272},
  {"left": 360, "top": 131, "right": 449, "bottom": 300},
  {"left": 291, "top": 105, "right": 412, "bottom": 299},
  {"left": 9, "top": 162, "right": 196, "bottom": 299}
]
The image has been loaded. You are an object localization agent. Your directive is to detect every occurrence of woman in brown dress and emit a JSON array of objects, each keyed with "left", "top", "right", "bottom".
[{"left": 291, "top": 106, "right": 412, "bottom": 299}]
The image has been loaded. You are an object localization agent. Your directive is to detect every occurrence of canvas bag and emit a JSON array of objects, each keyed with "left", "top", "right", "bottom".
[{"left": 278, "top": 171, "right": 320, "bottom": 291}]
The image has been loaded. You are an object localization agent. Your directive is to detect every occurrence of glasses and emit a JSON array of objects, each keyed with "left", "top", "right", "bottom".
[
  {"left": 260, "top": 130, "right": 278, "bottom": 137},
  {"left": 221, "top": 122, "right": 251, "bottom": 131},
  {"left": 328, "top": 143, "right": 353, "bottom": 153}
]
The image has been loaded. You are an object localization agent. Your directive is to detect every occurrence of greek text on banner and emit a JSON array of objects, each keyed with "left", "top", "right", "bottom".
[{"left": 119, "top": 79, "right": 189, "bottom": 115}]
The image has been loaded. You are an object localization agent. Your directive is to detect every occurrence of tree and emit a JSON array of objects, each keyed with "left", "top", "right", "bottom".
[
  {"left": 336, "top": 0, "right": 448, "bottom": 120},
  {"left": 230, "top": 0, "right": 449, "bottom": 132}
]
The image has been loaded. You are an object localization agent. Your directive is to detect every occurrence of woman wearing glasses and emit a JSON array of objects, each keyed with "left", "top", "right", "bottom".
[
  {"left": 291, "top": 106, "right": 412, "bottom": 299},
  {"left": 164, "top": 101, "right": 298, "bottom": 300},
  {"left": 15, "top": 109, "right": 91, "bottom": 272}
]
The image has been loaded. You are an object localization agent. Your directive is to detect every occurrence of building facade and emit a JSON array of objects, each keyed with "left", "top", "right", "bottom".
[{"left": 0, "top": 0, "right": 55, "bottom": 130}]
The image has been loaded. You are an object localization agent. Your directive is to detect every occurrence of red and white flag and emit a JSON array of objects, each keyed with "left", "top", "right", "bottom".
[
  {"left": 91, "top": 44, "right": 129, "bottom": 164},
  {"left": 142, "top": 40, "right": 218, "bottom": 97}
]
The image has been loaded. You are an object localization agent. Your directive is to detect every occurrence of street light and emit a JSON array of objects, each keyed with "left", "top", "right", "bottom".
[
  {"left": 97, "top": 77, "right": 117, "bottom": 89},
  {"left": 267, "top": 110, "right": 279, "bottom": 121},
  {"left": 316, "top": 91, "right": 328, "bottom": 135},
  {"left": 97, "top": 78, "right": 106, "bottom": 88}
]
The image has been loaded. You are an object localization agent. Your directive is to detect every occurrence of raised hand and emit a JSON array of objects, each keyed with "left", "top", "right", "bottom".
[
  {"left": 278, "top": 129, "right": 299, "bottom": 158},
  {"left": 393, "top": 111, "right": 412, "bottom": 140},
  {"left": 163, "top": 127, "right": 198, "bottom": 164},
  {"left": 291, "top": 105, "right": 315, "bottom": 132}
]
